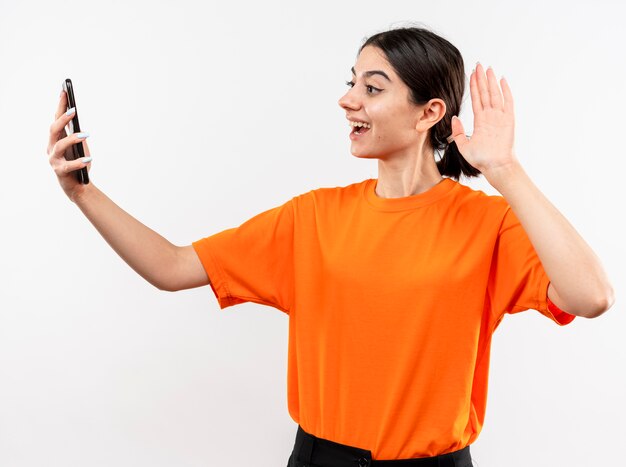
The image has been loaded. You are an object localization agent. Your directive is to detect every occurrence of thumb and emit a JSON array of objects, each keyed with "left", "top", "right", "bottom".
[{"left": 450, "top": 116, "right": 467, "bottom": 149}]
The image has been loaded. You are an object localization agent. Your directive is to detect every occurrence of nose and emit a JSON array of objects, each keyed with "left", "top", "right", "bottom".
[{"left": 338, "top": 87, "right": 360, "bottom": 111}]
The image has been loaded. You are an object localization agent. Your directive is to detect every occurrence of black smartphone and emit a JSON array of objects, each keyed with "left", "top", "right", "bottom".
[{"left": 62, "top": 78, "right": 89, "bottom": 184}]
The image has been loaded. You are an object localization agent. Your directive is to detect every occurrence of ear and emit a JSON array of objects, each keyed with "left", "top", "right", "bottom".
[{"left": 415, "top": 98, "right": 447, "bottom": 132}]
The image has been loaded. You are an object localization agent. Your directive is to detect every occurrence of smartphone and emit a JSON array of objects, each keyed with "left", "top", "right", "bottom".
[{"left": 62, "top": 78, "right": 90, "bottom": 184}]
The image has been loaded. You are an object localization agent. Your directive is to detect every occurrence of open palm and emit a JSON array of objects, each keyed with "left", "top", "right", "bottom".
[{"left": 450, "top": 63, "right": 518, "bottom": 175}]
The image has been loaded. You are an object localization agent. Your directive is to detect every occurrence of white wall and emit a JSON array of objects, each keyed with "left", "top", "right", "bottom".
[{"left": 1, "top": 0, "right": 624, "bottom": 466}]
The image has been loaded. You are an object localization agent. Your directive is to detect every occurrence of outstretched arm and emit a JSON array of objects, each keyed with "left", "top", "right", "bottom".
[
  {"left": 48, "top": 90, "right": 210, "bottom": 292},
  {"left": 73, "top": 185, "right": 210, "bottom": 292}
]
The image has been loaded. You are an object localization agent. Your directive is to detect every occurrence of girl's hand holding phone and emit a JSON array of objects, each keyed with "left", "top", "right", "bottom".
[{"left": 47, "top": 89, "right": 92, "bottom": 202}]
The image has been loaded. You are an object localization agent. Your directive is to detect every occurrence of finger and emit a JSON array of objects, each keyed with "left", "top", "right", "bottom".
[
  {"left": 450, "top": 116, "right": 468, "bottom": 149},
  {"left": 81, "top": 138, "right": 91, "bottom": 158},
  {"left": 52, "top": 155, "right": 92, "bottom": 178},
  {"left": 49, "top": 133, "right": 90, "bottom": 164},
  {"left": 55, "top": 88, "right": 68, "bottom": 120},
  {"left": 475, "top": 62, "right": 491, "bottom": 108},
  {"left": 501, "top": 76, "right": 515, "bottom": 115},
  {"left": 469, "top": 68, "right": 483, "bottom": 114},
  {"left": 48, "top": 106, "right": 77, "bottom": 152},
  {"left": 486, "top": 67, "right": 503, "bottom": 110}
]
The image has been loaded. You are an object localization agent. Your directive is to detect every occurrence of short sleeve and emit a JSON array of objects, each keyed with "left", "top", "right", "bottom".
[
  {"left": 191, "top": 199, "right": 295, "bottom": 314},
  {"left": 488, "top": 205, "right": 575, "bottom": 326}
]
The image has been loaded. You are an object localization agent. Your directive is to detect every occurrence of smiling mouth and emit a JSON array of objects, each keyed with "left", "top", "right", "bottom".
[{"left": 352, "top": 125, "right": 371, "bottom": 136}]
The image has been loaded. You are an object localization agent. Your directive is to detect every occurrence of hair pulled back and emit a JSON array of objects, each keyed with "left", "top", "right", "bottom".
[{"left": 359, "top": 25, "right": 480, "bottom": 180}]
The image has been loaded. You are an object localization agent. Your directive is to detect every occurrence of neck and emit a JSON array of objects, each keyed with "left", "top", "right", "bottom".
[{"left": 375, "top": 147, "right": 443, "bottom": 199}]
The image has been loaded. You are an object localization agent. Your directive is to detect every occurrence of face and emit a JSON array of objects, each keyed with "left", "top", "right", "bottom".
[{"left": 338, "top": 45, "right": 445, "bottom": 161}]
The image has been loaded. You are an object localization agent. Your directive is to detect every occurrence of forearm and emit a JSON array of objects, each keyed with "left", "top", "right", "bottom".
[
  {"left": 485, "top": 162, "right": 614, "bottom": 317},
  {"left": 72, "top": 183, "right": 179, "bottom": 291}
]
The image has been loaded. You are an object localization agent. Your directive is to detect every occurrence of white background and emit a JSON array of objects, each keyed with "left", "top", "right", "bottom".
[{"left": 1, "top": 0, "right": 624, "bottom": 466}]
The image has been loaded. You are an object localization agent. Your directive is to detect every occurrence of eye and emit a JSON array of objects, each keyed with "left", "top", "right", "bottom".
[{"left": 344, "top": 80, "right": 381, "bottom": 94}]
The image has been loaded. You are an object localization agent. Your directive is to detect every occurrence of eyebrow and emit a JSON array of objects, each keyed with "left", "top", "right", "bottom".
[{"left": 351, "top": 66, "right": 392, "bottom": 82}]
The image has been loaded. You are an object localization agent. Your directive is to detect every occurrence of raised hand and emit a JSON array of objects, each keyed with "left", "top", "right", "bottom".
[
  {"left": 449, "top": 62, "right": 519, "bottom": 177},
  {"left": 47, "top": 89, "right": 92, "bottom": 201}
]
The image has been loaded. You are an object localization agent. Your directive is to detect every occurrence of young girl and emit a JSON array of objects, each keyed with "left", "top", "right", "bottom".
[{"left": 47, "top": 25, "right": 613, "bottom": 466}]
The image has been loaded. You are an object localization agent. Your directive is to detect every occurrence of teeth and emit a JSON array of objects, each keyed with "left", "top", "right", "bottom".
[{"left": 349, "top": 121, "right": 371, "bottom": 129}]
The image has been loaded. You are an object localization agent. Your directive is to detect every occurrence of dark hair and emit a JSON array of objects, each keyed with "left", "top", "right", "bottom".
[{"left": 359, "top": 24, "right": 480, "bottom": 181}]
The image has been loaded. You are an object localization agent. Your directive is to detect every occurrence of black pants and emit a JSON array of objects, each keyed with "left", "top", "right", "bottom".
[{"left": 287, "top": 425, "right": 472, "bottom": 467}]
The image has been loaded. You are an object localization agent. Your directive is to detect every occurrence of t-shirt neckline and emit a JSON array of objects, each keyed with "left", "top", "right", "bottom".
[{"left": 363, "top": 177, "right": 458, "bottom": 211}]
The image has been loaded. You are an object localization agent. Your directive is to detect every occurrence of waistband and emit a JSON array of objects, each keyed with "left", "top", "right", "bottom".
[{"left": 289, "top": 425, "right": 472, "bottom": 467}]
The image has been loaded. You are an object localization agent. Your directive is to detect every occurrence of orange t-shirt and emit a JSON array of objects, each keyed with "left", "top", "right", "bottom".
[{"left": 192, "top": 177, "right": 575, "bottom": 460}]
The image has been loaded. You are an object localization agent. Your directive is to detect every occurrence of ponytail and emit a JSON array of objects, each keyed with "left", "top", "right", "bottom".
[{"left": 432, "top": 115, "right": 481, "bottom": 181}]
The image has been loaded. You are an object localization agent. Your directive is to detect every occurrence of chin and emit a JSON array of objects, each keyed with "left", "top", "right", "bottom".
[{"left": 350, "top": 147, "right": 382, "bottom": 160}]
